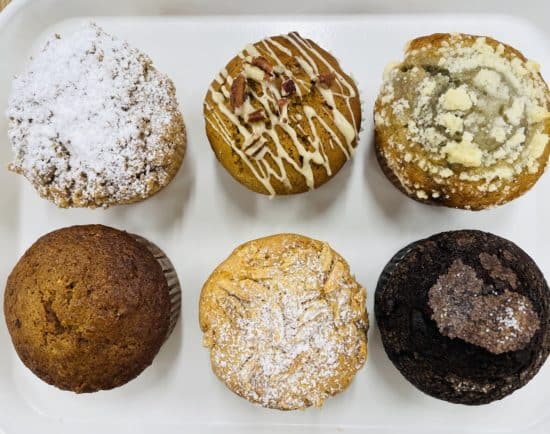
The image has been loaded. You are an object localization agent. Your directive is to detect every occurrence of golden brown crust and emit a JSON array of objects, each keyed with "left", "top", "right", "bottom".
[
  {"left": 374, "top": 33, "right": 550, "bottom": 210},
  {"left": 4, "top": 225, "right": 172, "bottom": 392},
  {"left": 199, "top": 233, "right": 368, "bottom": 410},
  {"left": 204, "top": 32, "right": 361, "bottom": 196}
]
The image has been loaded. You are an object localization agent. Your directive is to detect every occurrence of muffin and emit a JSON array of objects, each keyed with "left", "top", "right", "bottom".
[
  {"left": 7, "top": 22, "right": 186, "bottom": 208},
  {"left": 374, "top": 33, "right": 550, "bottom": 210},
  {"left": 4, "top": 225, "right": 181, "bottom": 392},
  {"left": 199, "top": 233, "right": 368, "bottom": 410},
  {"left": 204, "top": 31, "right": 362, "bottom": 196},
  {"left": 375, "top": 230, "right": 550, "bottom": 405}
]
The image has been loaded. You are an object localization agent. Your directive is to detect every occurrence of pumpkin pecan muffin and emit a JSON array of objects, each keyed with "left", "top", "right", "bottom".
[
  {"left": 199, "top": 233, "right": 368, "bottom": 410},
  {"left": 204, "top": 32, "right": 362, "bottom": 195},
  {"left": 4, "top": 225, "right": 181, "bottom": 393},
  {"left": 375, "top": 230, "right": 550, "bottom": 405},
  {"left": 374, "top": 33, "right": 550, "bottom": 210},
  {"left": 7, "top": 23, "right": 186, "bottom": 208}
]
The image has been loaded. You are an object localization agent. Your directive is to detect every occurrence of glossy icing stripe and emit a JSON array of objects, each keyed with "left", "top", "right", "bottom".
[{"left": 205, "top": 32, "right": 359, "bottom": 195}]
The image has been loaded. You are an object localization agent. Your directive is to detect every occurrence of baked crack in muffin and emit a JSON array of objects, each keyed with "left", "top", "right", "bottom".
[
  {"left": 375, "top": 230, "right": 550, "bottom": 404},
  {"left": 4, "top": 225, "right": 181, "bottom": 392},
  {"left": 7, "top": 23, "right": 186, "bottom": 208},
  {"left": 374, "top": 33, "right": 550, "bottom": 209},
  {"left": 204, "top": 32, "right": 362, "bottom": 195},
  {"left": 199, "top": 234, "right": 368, "bottom": 410}
]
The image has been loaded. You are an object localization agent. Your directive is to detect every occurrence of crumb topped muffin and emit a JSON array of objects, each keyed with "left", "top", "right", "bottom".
[
  {"left": 199, "top": 234, "right": 368, "bottom": 410},
  {"left": 4, "top": 225, "right": 181, "bottom": 392},
  {"left": 7, "top": 23, "right": 186, "bottom": 208},
  {"left": 204, "top": 32, "right": 362, "bottom": 196},
  {"left": 375, "top": 230, "right": 550, "bottom": 404},
  {"left": 374, "top": 33, "right": 550, "bottom": 209}
]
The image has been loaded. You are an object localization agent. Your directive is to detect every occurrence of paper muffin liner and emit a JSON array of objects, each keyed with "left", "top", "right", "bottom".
[{"left": 131, "top": 234, "right": 182, "bottom": 340}]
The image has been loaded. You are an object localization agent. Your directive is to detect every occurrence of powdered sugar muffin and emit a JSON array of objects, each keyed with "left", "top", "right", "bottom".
[
  {"left": 199, "top": 234, "right": 368, "bottom": 410},
  {"left": 374, "top": 33, "right": 550, "bottom": 210},
  {"left": 7, "top": 23, "right": 186, "bottom": 208},
  {"left": 204, "top": 32, "right": 361, "bottom": 196}
]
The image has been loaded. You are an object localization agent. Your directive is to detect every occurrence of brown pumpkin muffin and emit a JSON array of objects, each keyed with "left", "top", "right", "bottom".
[
  {"left": 4, "top": 225, "right": 181, "bottom": 393},
  {"left": 7, "top": 23, "right": 186, "bottom": 208},
  {"left": 204, "top": 32, "right": 362, "bottom": 196},
  {"left": 374, "top": 33, "right": 550, "bottom": 210},
  {"left": 199, "top": 233, "right": 368, "bottom": 410}
]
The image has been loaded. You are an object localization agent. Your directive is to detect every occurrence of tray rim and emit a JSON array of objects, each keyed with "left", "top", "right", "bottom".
[{"left": 0, "top": 4, "right": 549, "bottom": 434}]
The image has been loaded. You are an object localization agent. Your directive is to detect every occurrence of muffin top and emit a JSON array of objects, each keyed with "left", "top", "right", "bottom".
[
  {"left": 204, "top": 32, "right": 361, "bottom": 195},
  {"left": 375, "top": 33, "right": 550, "bottom": 209},
  {"left": 375, "top": 230, "right": 550, "bottom": 404},
  {"left": 4, "top": 225, "right": 171, "bottom": 393},
  {"left": 7, "top": 23, "right": 186, "bottom": 208},
  {"left": 199, "top": 234, "right": 368, "bottom": 410}
]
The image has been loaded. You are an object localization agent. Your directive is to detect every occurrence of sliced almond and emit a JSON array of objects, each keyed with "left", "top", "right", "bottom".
[{"left": 230, "top": 74, "right": 246, "bottom": 111}]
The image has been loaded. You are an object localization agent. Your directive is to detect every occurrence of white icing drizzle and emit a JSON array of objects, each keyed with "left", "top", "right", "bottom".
[{"left": 205, "top": 32, "right": 359, "bottom": 195}]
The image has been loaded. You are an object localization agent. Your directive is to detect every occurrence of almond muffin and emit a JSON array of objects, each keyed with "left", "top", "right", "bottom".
[
  {"left": 374, "top": 33, "right": 550, "bottom": 210},
  {"left": 375, "top": 230, "right": 550, "bottom": 405},
  {"left": 204, "top": 32, "right": 362, "bottom": 195},
  {"left": 7, "top": 23, "right": 186, "bottom": 208},
  {"left": 4, "top": 225, "right": 181, "bottom": 393},
  {"left": 199, "top": 233, "right": 368, "bottom": 410}
]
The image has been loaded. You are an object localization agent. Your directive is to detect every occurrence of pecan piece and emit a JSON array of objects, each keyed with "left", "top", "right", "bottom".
[
  {"left": 277, "top": 98, "right": 289, "bottom": 109},
  {"left": 252, "top": 56, "right": 273, "bottom": 75},
  {"left": 281, "top": 79, "right": 296, "bottom": 97},
  {"left": 230, "top": 74, "right": 246, "bottom": 111},
  {"left": 247, "top": 109, "right": 266, "bottom": 123},
  {"left": 317, "top": 72, "right": 336, "bottom": 88}
]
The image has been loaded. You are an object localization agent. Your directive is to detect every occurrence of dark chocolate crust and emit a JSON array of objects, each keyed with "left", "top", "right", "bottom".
[
  {"left": 375, "top": 230, "right": 550, "bottom": 405},
  {"left": 4, "top": 225, "right": 171, "bottom": 393}
]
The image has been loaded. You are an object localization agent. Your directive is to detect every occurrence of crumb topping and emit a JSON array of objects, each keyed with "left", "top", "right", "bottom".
[
  {"left": 376, "top": 34, "right": 550, "bottom": 199},
  {"left": 7, "top": 23, "right": 184, "bottom": 208}
]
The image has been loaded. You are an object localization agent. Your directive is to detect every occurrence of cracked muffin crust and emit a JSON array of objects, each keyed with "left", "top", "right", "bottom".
[
  {"left": 375, "top": 230, "right": 550, "bottom": 405},
  {"left": 199, "top": 234, "right": 368, "bottom": 410},
  {"left": 204, "top": 32, "right": 362, "bottom": 195},
  {"left": 374, "top": 33, "right": 550, "bottom": 210},
  {"left": 4, "top": 225, "right": 181, "bottom": 393},
  {"left": 7, "top": 23, "right": 186, "bottom": 208}
]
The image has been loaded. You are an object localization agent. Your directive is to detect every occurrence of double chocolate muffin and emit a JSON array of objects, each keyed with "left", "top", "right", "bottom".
[
  {"left": 4, "top": 225, "right": 181, "bottom": 393},
  {"left": 375, "top": 230, "right": 549, "bottom": 405}
]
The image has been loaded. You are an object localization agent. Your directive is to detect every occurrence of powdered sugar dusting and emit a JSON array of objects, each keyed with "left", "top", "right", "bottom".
[
  {"left": 7, "top": 22, "right": 185, "bottom": 208},
  {"left": 200, "top": 235, "right": 368, "bottom": 410}
]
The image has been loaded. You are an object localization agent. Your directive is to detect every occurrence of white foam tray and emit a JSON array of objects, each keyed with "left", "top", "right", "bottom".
[{"left": 1, "top": 1, "right": 550, "bottom": 433}]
